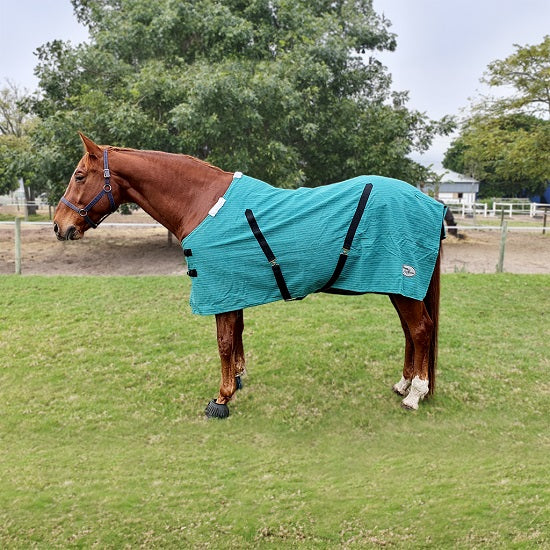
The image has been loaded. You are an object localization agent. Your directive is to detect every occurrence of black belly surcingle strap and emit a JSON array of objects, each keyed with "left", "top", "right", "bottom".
[
  {"left": 245, "top": 182, "right": 373, "bottom": 301},
  {"left": 245, "top": 209, "right": 294, "bottom": 301},
  {"left": 184, "top": 248, "right": 197, "bottom": 277},
  {"left": 318, "top": 182, "right": 372, "bottom": 292}
]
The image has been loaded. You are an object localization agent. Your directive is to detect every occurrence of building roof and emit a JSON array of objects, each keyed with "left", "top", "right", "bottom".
[
  {"left": 429, "top": 169, "right": 480, "bottom": 184},
  {"left": 438, "top": 182, "right": 479, "bottom": 194}
]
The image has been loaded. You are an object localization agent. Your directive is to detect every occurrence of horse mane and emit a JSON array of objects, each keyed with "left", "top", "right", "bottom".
[{"left": 107, "top": 146, "right": 229, "bottom": 175}]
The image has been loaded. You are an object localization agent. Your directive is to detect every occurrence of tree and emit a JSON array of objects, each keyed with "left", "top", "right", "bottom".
[
  {"left": 444, "top": 36, "right": 549, "bottom": 198},
  {"left": 0, "top": 82, "right": 41, "bottom": 213},
  {"left": 482, "top": 35, "right": 550, "bottom": 119},
  {"left": 31, "top": 0, "right": 453, "bottom": 200}
]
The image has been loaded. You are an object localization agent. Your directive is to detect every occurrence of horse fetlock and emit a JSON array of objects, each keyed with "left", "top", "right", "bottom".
[
  {"left": 392, "top": 376, "right": 411, "bottom": 396},
  {"left": 218, "top": 385, "right": 235, "bottom": 403},
  {"left": 236, "top": 365, "right": 247, "bottom": 377},
  {"left": 401, "top": 376, "right": 429, "bottom": 410}
]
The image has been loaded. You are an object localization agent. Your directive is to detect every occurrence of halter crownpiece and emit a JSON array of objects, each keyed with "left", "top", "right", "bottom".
[{"left": 60, "top": 148, "right": 117, "bottom": 229}]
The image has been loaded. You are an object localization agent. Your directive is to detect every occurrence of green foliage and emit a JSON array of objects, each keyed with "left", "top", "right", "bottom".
[
  {"left": 0, "top": 135, "right": 20, "bottom": 194},
  {"left": 482, "top": 35, "right": 550, "bottom": 119},
  {"left": 0, "top": 84, "right": 40, "bottom": 196},
  {"left": 0, "top": 274, "right": 548, "bottom": 547},
  {"left": 29, "top": 0, "right": 452, "bottom": 200},
  {"left": 444, "top": 36, "right": 550, "bottom": 196},
  {"left": 445, "top": 113, "right": 549, "bottom": 197},
  {"left": 0, "top": 131, "right": 43, "bottom": 196}
]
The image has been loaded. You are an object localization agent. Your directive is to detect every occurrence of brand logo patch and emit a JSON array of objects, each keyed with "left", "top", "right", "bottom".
[{"left": 402, "top": 265, "right": 416, "bottom": 277}]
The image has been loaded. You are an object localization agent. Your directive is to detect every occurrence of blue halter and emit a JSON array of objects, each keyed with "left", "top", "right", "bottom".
[{"left": 60, "top": 149, "right": 117, "bottom": 229}]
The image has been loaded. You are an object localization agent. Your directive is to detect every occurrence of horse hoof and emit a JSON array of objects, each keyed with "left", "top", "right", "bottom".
[
  {"left": 236, "top": 375, "right": 243, "bottom": 390},
  {"left": 392, "top": 377, "right": 411, "bottom": 396},
  {"left": 401, "top": 401, "right": 417, "bottom": 411},
  {"left": 400, "top": 376, "right": 428, "bottom": 410},
  {"left": 205, "top": 399, "right": 230, "bottom": 419}
]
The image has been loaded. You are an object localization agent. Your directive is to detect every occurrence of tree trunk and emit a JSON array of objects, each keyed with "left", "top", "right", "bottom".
[{"left": 24, "top": 183, "right": 38, "bottom": 216}]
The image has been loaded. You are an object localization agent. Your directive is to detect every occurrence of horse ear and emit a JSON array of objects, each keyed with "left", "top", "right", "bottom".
[{"left": 79, "top": 133, "right": 103, "bottom": 158}]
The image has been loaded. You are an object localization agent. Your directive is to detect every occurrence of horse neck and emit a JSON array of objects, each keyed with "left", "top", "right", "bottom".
[{"left": 110, "top": 149, "right": 233, "bottom": 241}]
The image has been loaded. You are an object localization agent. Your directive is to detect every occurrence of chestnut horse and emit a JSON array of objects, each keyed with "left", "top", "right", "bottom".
[{"left": 54, "top": 134, "right": 442, "bottom": 417}]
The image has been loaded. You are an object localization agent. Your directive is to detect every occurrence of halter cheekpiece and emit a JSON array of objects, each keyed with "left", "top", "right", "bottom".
[{"left": 60, "top": 149, "right": 117, "bottom": 228}]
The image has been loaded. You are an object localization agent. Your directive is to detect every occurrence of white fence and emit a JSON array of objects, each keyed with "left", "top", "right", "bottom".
[
  {"left": 448, "top": 201, "right": 549, "bottom": 218},
  {"left": 491, "top": 202, "right": 548, "bottom": 218},
  {"left": 448, "top": 203, "right": 488, "bottom": 217}
]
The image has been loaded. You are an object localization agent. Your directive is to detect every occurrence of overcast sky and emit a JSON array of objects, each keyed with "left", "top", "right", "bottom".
[{"left": 1, "top": 0, "right": 549, "bottom": 169}]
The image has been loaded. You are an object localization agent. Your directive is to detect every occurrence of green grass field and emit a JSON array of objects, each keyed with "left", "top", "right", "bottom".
[{"left": 1, "top": 274, "right": 548, "bottom": 548}]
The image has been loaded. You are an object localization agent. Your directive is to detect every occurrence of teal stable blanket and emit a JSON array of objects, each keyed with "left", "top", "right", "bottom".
[{"left": 183, "top": 174, "right": 445, "bottom": 315}]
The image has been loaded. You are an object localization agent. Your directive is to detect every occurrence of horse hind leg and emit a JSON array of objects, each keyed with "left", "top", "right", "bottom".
[
  {"left": 391, "top": 295, "right": 433, "bottom": 410},
  {"left": 390, "top": 295, "right": 414, "bottom": 396}
]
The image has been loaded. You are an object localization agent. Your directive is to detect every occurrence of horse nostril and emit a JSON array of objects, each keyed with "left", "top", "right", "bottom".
[{"left": 53, "top": 223, "right": 59, "bottom": 234}]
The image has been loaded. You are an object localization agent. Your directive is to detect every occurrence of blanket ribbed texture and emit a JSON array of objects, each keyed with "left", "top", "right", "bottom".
[{"left": 183, "top": 174, "right": 445, "bottom": 315}]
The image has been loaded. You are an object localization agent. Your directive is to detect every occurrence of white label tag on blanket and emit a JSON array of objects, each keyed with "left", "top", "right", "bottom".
[
  {"left": 208, "top": 197, "right": 226, "bottom": 217},
  {"left": 234, "top": 171, "right": 243, "bottom": 179}
]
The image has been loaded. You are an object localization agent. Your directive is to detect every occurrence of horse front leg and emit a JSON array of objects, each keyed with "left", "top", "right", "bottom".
[
  {"left": 205, "top": 309, "right": 245, "bottom": 419},
  {"left": 216, "top": 308, "right": 246, "bottom": 399}
]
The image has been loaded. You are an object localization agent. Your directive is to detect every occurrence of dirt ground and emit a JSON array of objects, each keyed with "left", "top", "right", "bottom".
[{"left": 1, "top": 211, "right": 549, "bottom": 276}]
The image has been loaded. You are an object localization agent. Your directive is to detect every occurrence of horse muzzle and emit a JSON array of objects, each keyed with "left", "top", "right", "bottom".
[{"left": 54, "top": 223, "right": 81, "bottom": 241}]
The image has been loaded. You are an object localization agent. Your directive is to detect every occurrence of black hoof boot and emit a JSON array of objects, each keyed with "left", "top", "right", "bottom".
[{"left": 205, "top": 399, "right": 229, "bottom": 419}]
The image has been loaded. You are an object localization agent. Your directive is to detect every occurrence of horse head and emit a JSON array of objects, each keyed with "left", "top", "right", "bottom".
[{"left": 53, "top": 134, "right": 121, "bottom": 240}]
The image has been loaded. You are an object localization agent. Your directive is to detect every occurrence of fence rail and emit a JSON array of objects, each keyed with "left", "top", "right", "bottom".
[
  {"left": 447, "top": 202, "right": 549, "bottom": 218},
  {"left": 0, "top": 200, "right": 50, "bottom": 207},
  {"left": 0, "top": 221, "right": 163, "bottom": 227},
  {"left": 491, "top": 202, "right": 549, "bottom": 218},
  {"left": 1, "top": 220, "right": 547, "bottom": 275},
  {"left": 1, "top": 220, "right": 546, "bottom": 229},
  {"left": 447, "top": 203, "right": 488, "bottom": 217},
  {"left": 1, "top": 220, "right": 546, "bottom": 232}
]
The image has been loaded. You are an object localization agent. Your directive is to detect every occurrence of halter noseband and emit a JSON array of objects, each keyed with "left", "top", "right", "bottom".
[{"left": 61, "top": 149, "right": 117, "bottom": 229}]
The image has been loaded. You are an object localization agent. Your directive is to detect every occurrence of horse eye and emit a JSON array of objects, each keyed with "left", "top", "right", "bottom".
[{"left": 74, "top": 172, "right": 86, "bottom": 182}]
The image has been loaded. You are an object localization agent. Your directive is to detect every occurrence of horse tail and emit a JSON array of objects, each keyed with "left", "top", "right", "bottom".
[{"left": 424, "top": 246, "right": 441, "bottom": 395}]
